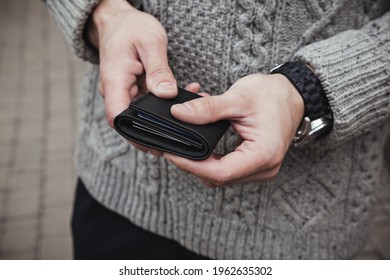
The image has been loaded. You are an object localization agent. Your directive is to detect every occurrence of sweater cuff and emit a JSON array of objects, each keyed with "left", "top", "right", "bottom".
[
  {"left": 44, "top": 0, "right": 143, "bottom": 64},
  {"left": 294, "top": 28, "right": 390, "bottom": 148},
  {"left": 44, "top": 0, "right": 102, "bottom": 64}
]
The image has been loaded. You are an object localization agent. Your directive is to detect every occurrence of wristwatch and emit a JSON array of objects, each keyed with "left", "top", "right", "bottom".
[{"left": 270, "top": 61, "right": 333, "bottom": 147}]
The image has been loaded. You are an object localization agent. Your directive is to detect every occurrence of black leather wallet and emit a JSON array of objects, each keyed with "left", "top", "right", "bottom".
[{"left": 113, "top": 87, "right": 230, "bottom": 160}]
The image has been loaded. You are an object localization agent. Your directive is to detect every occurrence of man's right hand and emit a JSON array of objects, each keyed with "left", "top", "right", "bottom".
[{"left": 88, "top": 0, "right": 177, "bottom": 127}]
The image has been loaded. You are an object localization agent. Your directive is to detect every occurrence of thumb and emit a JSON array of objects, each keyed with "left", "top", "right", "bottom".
[
  {"left": 171, "top": 94, "right": 236, "bottom": 125},
  {"left": 139, "top": 41, "right": 177, "bottom": 98}
]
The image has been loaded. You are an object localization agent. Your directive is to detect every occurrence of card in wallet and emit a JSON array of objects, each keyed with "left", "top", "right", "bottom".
[{"left": 113, "top": 87, "right": 230, "bottom": 160}]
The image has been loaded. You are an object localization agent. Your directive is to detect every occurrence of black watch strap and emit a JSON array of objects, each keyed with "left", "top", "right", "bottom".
[
  {"left": 271, "top": 61, "right": 331, "bottom": 121},
  {"left": 270, "top": 61, "right": 334, "bottom": 146}
]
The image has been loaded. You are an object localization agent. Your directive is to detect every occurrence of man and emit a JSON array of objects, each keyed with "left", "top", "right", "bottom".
[{"left": 44, "top": 0, "right": 390, "bottom": 259}]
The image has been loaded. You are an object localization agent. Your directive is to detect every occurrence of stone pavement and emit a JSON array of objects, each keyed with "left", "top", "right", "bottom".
[
  {"left": 0, "top": 0, "right": 82, "bottom": 259},
  {"left": 0, "top": 0, "right": 389, "bottom": 260}
]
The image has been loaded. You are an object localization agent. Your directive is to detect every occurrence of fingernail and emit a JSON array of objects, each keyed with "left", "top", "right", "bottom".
[
  {"left": 156, "top": 82, "right": 176, "bottom": 93},
  {"left": 172, "top": 102, "right": 192, "bottom": 113}
]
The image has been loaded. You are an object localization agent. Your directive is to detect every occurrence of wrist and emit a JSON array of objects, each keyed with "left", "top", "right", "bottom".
[
  {"left": 272, "top": 74, "right": 305, "bottom": 139},
  {"left": 87, "top": 0, "right": 133, "bottom": 48},
  {"left": 284, "top": 76, "right": 305, "bottom": 135},
  {"left": 270, "top": 61, "right": 333, "bottom": 146}
]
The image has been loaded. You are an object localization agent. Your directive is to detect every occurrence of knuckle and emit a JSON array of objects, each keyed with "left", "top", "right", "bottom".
[
  {"left": 200, "top": 97, "right": 217, "bottom": 115},
  {"left": 210, "top": 172, "right": 231, "bottom": 188},
  {"left": 126, "top": 60, "right": 144, "bottom": 75},
  {"left": 105, "top": 111, "right": 115, "bottom": 128},
  {"left": 153, "top": 31, "right": 168, "bottom": 45},
  {"left": 263, "top": 166, "right": 281, "bottom": 182},
  {"left": 261, "top": 148, "right": 285, "bottom": 169},
  {"left": 272, "top": 151, "right": 285, "bottom": 167},
  {"left": 203, "top": 181, "right": 216, "bottom": 188},
  {"left": 147, "top": 25, "right": 168, "bottom": 43},
  {"left": 138, "top": 29, "right": 168, "bottom": 50},
  {"left": 210, "top": 177, "right": 226, "bottom": 188},
  {"left": 148, "top": 64, "right": 171, "bottom": 78},
  {"left": 272, "top": 165, "right": 282, "bottom": 177},
  {"left": 99, "top": 59, "right": 114, "bottom": 78}
]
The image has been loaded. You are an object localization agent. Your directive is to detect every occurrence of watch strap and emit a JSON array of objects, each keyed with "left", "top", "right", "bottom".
[{"left": 271, "top": 61, "right": 331, "bottom": 121}]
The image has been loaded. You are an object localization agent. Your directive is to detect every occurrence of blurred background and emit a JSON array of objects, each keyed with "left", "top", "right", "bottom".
[{"left": 0, "top": 0, "right": 389, "bottom": 260}]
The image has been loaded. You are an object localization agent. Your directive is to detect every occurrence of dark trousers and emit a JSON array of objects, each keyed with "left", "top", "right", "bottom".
[{"left": 71, "top": 179, "right": 208, "bottom": 260}]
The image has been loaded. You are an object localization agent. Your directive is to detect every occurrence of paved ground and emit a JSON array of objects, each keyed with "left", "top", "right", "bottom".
[
  {"left": 0, "top": 0, "right": 389, "bottom": 260},
  {"left": 0, "top": 0, "right": 82, "bottom": 259}
]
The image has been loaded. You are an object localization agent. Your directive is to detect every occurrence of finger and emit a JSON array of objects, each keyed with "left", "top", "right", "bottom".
[
  {"left": 138, "top": 39, "right": 177, "bottom": 98},
  {"left": 104, "top": 83, "right": 138, "bottom": 127},
  {"left": 164, "top": 141, "right": 266, "bottom": 186},
  {"left": 149, "top": 149, "right": 164, "bottom": 157},
  {"left": 100, "top": 53, "right": 144, "bottom": 127},
  {"left": 184, "top": 82, "right": 210, "bottom": 97},
  {"left": 184, "top": 82, "right": 201, "bottom": 93},
  {"left": 234, "top": 166, "right": 280, "bottom": 184},
  {"left": 98, "top": 80, "right": 104, "bottom": 98},
  {"left": 201, "top": 166, "right": 279, "bottom": 187},
  {"left": 170, "top": 94, "right": 237, "bottom": 125},
  {"left": 129, "top": 141, "right": 149, "bottom": 153},
  {"left": 193, "top": 151, "right": 276, "bottom": 187},
  {"left": 198, "top": 92, "right": 210, "bottom": 97}
]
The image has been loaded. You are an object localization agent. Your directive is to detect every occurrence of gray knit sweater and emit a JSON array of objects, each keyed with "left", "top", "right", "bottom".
[{"left": 44, "top": 0, "right": 390, "bottom": 259}]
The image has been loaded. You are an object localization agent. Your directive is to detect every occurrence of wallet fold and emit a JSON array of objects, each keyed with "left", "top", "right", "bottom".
[{"left": 113, "top": 87, "right": 230, "bottom": 160}]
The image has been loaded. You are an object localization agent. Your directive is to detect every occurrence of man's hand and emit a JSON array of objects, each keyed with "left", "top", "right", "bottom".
[
  {"left": 88, "top": 0, "right": 177, "bottom": 127},
  {"left": 164, "top": 74, "right": 304, "bottom": 187}
]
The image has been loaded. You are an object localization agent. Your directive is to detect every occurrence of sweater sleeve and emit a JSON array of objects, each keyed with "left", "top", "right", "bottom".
[
  {"left": 43, "top": 0, "right": 142, "bottom": 64},
  {"left": 294, "top": 11, "right": 390, "bottom": 149}
]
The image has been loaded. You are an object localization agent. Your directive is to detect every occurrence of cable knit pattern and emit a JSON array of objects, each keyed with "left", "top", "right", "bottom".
[
  {"left": 231, "top": 0, "right": 275, "bottom": 82},
  {"left": 44, "top": 0, "right": 390, "bottom": 259}
]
